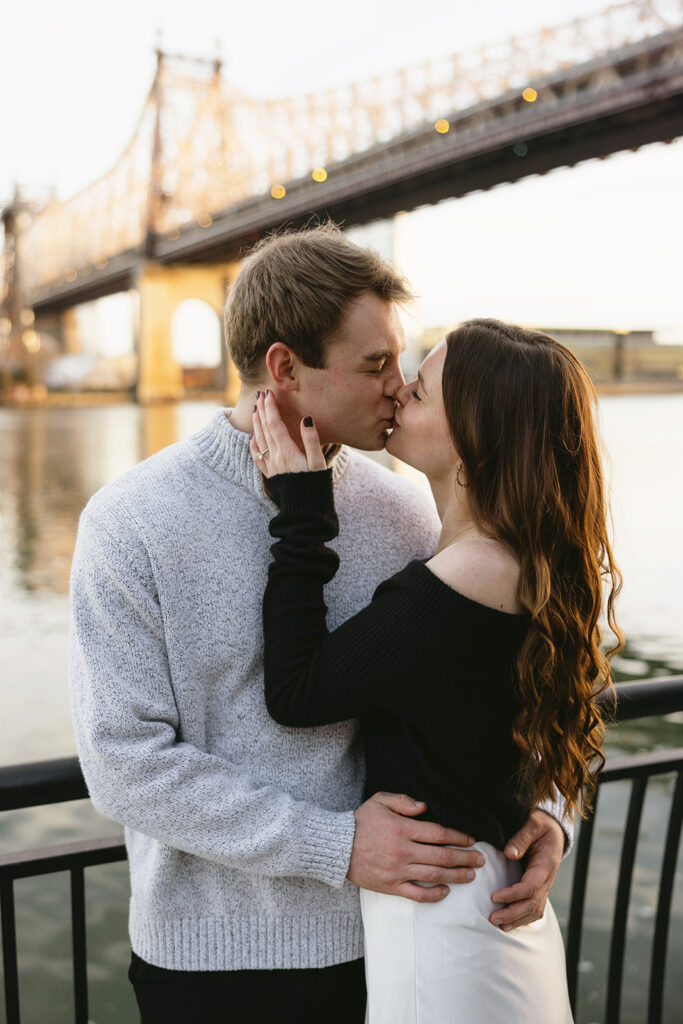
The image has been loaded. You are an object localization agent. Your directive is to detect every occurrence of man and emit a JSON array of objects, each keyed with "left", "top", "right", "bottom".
[{"left": 70, "top": 224, "right": 570, "bottom": 1023}]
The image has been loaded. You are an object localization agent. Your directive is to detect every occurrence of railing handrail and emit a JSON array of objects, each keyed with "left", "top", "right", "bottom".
[
  {"left": 601, "top": 746, "right": 683, "bottom": 781},
  {"left": 1, "top": 676, "right": 681, "bottom": 813},
  {"left": 601, "top": 674, "right": 683, "bottom": 720},
  {"left": 0, "top": 756, "right": 88, "bottom": 812}
]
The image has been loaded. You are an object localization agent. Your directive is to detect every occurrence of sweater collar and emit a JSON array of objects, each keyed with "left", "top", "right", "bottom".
[{"left": 192, "top": 409, "right": 350, "bottom": 498}]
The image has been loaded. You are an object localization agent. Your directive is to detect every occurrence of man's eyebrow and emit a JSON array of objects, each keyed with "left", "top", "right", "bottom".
[
  {"left": 417, "top": 370, "right": 429, "bottom": 395},
  {"left": 362, "top": 350, "right": 394, "bottom": 363}
]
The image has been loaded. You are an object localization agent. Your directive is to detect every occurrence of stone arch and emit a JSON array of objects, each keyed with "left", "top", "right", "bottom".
[
  {"left": 171, "top": 298, "right": 223, "bottom": 390},
  {"left": 136, "top": 261, "right": 241, "bottom": 402}
]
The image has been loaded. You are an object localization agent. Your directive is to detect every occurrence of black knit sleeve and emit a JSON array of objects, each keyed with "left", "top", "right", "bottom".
[
  {"left": 264, "top": 469, "right": 372, "bottom": 726},
  {"left": 264, "top": 470, "right": 439, "bottom": 727}
]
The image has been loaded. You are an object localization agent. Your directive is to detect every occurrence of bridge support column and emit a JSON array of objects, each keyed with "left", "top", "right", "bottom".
[{"left": 135, "top": 261, "right": 240, "bottom": 404}]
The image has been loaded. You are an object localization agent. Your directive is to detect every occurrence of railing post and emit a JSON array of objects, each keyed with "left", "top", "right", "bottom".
[
  {"left": 648, "top": 770, "right": 683, "bottom": 1024},
  {"left": 71, "top": 866, "right": 89, "bottom": 1024},
  {"left": 565, "top": 790, "right": 599, "bottom": 1012},
  {"left": 605, "top": 774, "right": 648, "bottom": 1023},
  {"left": 1, "top": 876, "right": 21, "bottom": 1024}
]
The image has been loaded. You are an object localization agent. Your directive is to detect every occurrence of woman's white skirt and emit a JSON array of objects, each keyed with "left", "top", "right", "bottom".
[{"left": 360, "top": 842, "right": 573, "bottom": 1023}]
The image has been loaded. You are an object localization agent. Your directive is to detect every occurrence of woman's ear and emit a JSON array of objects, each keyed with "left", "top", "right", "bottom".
[{"left": 265, "top": 343, "right": 300, "bottom": 391}]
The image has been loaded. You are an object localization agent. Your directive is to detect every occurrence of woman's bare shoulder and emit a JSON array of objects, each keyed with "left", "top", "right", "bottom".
[{"left": 426, "top": 538, "right": 523, "bottom": 615}]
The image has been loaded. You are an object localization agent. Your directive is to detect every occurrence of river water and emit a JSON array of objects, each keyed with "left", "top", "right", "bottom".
[{"left": 0, "top": 396, "right": 682, "bottom": 1023}]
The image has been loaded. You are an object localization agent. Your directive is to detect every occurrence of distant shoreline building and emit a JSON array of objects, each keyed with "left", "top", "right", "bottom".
[
  {"left": 537, "top": 328, "right": 655, "bottom": 348},
  {"left": 421, "top": 326, "right": 683, "bottom": 389}
]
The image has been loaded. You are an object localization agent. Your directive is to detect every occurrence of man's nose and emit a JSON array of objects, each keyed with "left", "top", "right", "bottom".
[{"left": 384, "top": 367, "right": 406, "bottom": 401}]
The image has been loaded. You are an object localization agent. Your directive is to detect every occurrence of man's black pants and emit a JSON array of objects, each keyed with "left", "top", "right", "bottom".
[{"left": 129, "top": 951, "right": 367, "bottom": 1023}]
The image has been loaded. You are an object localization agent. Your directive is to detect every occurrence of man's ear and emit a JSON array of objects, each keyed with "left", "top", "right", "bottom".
[{"left": 265, "top": 343, "right": 300, "bottom": 391}]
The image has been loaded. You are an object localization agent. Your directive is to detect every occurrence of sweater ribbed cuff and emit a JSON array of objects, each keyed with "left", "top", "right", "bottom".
[
  {"left": 537, "top": 796, "right": 574, "bottom": 857},
  {"left": 298, "top": 807, "right": 357, "bottom": 888},
  {"left": 268, "top": 469, "right": 335, "bottom": 517}
]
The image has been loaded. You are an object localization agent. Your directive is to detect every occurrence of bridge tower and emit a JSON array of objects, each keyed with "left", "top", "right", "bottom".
[
  {"left": 134, "top": 50, "right": 240, "bottom": 404},
  {"left": 1, "top": 194, "right": 41, "bottom": 391}
]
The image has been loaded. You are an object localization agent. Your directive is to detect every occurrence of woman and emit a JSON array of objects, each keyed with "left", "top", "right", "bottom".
[{"left": 249, "top": 319, "right": 622, "bottom": 1023}]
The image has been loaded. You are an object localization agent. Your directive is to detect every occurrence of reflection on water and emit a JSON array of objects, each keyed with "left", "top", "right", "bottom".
[
  {"left": 0, "top": 397, "right": 682, "bottom": 1024},
  {"left": 0, "top": 403, "right": 227, "bottom": 769},
  {"left": 0, "top": 403, "right": 207, "bottom": 598}
]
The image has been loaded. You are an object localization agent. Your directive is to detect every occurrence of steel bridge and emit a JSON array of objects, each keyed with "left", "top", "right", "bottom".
[{"left": 2, "top": 0, "right": 683, "bottom": 399}]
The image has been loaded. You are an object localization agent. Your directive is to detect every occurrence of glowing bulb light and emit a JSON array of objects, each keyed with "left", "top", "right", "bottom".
[
  {"left": 434, "top": 119, "right": 450, "bottom": 134},
  {"left": 522, "top": 88, "right": 538, "bottom": 102},
  {"left": 271, "top": 184, "right": 286, "bottom": 199},
  {"left": 22, "top": 330, "right": 41, "bottom": 352},
  {"left": 312, "top": 168, "right": 327, "bottom": 182}
]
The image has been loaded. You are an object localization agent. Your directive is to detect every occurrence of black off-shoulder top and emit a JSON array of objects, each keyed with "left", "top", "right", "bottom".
[{"left": 263, "top": 469, "right": 532, "bottom": 849}]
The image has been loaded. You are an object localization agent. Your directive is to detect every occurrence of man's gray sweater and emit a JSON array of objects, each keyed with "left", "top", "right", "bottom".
[{"left": 69, "top": 410, "right": 441, "bottom": 971}]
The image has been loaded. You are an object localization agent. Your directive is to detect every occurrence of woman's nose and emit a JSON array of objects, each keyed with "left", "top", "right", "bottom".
[{"left": 395, "top": 381, "right": 413, "bottom": 407}]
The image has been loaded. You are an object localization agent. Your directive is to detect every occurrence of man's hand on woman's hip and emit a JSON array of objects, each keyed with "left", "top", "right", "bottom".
[
  {"left": 489, "top": 809, "right": 565, "bottom": 930},
  {"left": 348, "top": 796, "right": 564, "bottom": 931},
  {"left": 347, "top": 792, "right": 484, "bottom": 904}
]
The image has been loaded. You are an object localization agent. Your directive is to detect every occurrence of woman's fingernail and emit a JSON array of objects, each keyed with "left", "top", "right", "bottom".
[
  {"left": 475, "top": 854, "right": 485, "bottom": 866},
  {"left": 507, "top": 845, "right": 519, "bottom": 858},
  {"left": 265, "top": 389, "right": 269, "bottom": 396},
  {"left": 255, "top": 391, "right": 260, "bottom": 398},
  {"left": 304, "top": 416, "right": 313, "bottom": 427},
  {"left": 466, "top": 870, "right": 475, "bottom": 880},
  {"left": 253, "top": 405, "right": 257, "bottom": 412},
  {"left": 493, "top": 918, "right": 503, "bottom": 928}
]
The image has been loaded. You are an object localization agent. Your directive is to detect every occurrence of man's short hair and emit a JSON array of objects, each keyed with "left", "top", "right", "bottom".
[{"left": 224, "top": 223, "right": 413, "bottom": 383}]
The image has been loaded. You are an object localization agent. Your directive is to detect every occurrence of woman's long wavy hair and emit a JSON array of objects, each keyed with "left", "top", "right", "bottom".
[{"left": 442, "top": 319, "right": 623, "bottom": 816}]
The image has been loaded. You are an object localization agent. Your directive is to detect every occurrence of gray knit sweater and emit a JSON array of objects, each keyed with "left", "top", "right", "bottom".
[{"left": 69, "top": 409, "right": 441, "bottom": 971}]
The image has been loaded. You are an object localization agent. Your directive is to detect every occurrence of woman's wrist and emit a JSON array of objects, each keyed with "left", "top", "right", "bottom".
[{"left": 268, "top": 468, "right": 335, "bottom": 515}]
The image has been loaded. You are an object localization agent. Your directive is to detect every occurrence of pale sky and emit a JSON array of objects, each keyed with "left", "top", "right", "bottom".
[{"left": 1, "top": 0, "right": 682, "bottom": 336}]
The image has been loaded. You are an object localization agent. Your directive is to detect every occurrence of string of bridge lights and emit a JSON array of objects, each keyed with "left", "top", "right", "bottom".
[
  {"left": 29, "top": 80, "right": 542, "bottom": 276},
  {"left": 268, "top": 86, "right": 539, "bottom": 199}
]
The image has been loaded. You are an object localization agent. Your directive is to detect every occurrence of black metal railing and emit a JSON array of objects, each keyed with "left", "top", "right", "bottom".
[
  {"left": 1, "top": 676, "right": 682, "bottom": 1024},
  {"left": 565, "top": 748, "right": 683, "bottom": 1023},
  {"left": 0, "top": 757, "right": 126, "bottom": 1024},
  {"left": 564, "top": 675, "right": 683, "bottom": 1024}
]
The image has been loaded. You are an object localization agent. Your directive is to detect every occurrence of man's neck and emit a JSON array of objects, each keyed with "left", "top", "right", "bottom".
[
  {"left": 230, "top": 386, "right": 314, "bottom": 457},
  {"left": 229, "top": 387, "right": 263, "bottom": 434}
]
